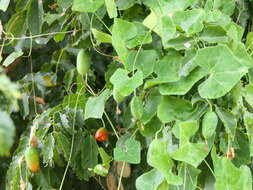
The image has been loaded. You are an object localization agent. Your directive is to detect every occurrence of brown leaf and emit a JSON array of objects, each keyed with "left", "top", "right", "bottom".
[
  {"left": 226, "top": 147, "right": 235, "bottom": 160},
  {"left": 48, "top": 3, "right": 58, "bottom": 9},
  {"left": 116, "top": 162, "right": 131, "bottom": 178},
  {"left": 4, "top": 57, "right": 22, "bottom": 73},
  {"left": 107, "top": 173, "right": 117, "bottom": 190},
  {"left": 34, "top": 97, "right": 46, "bottom": 104},
  {"left": 29, "top": 136, "right": 38, "bottom": 147},
  {"left": 106, "top": 173, "right": 124, "bottom": 190},
  {"left": 30, "top": 96, "right": 46, "bottom": 104}
]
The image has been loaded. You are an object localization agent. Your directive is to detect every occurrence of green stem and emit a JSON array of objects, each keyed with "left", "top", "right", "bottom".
[
  {"left": 117, "top": 161, "right": 125, "bottom": 190},
  {"left": 104, "top": 112, "right": 120, "bottom": 139},
  {"left": 59, "top": 85, "right": 84, "bottom": 190}
]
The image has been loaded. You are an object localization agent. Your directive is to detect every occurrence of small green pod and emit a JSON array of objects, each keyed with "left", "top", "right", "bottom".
[
  {"left": 76, "top": 49, "right": 90, "bottom": 75},
  {"left": 93, "top": 164, "right": 109, "bottom": 177},
  {"left": 25, "top": 146, "right": 40, "bottom": 172}
]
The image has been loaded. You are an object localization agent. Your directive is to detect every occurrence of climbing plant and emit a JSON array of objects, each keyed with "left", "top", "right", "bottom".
[{"left": 1, "top": 0, "right": 253, "bottom": 189}]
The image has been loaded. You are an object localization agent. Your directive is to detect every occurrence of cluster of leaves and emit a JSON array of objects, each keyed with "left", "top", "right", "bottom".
[{"left": 1, "top": 0, "right": 253, "bottom": 189}]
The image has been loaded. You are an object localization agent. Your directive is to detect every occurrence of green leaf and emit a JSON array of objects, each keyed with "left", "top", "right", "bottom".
[
  {"left": 178, "top": 49, "right": 197, "bottom": 77},
  {"left": 216, "top": 106, "right": 237, "bottom": 138},
  {"left": 147, "top": 138, "right": 182, "bottom": 185},
  {"left": 54, "top": 132, "right": 70, "bottom": 160},
  {"left": 194, "top": 45, "right": 248, "bottom": 99},
  {"left": 0, "top": 111, "right": 15, "bottom": 156},
  {"left": 159, "top": 67, "right": 207, "bottom": 95},
  {"left": 143, "top": 11, "right": 176, "bottom": 46},
  {"left": 71, "top": 131, "right": 91, "bottom": 180},
  {"left": 81, "top": 135, "right": 99, "bottom": 170},
  {"left": 243, "top": 84, "right": 253, "bottom": 108},
  {"left": 141, "top": 89, "right": 162, "bottom": 124},
  {"left": 58, "top": 0, "right": 72, "bottom": 9},
  {"left": 246, "top": 32, "right": 253, "bottom": 52},
  {"left": 202, "top": 111, "right": 218, "bottom": 139},
  {"left": 139, "top": 117, "right": 162, "bottom": 137},
  {"left": 105, "top": 0, "right": 117, "bottom": 18},
  {"left": 136, "top": 169, "right": 165, "bottom": 190},
  {"left": 98, "top": 147, "right": 111, "bottom": 165},
  {"left": 145, "top": 53, "right": 182, "bottom": 88},
  {"left": 53, "top": 26, "right": 68, "bottom": 42},
  {"left": 179, "top": 120, "right": 199, "bottom": 146},
  {"left": 142, "top": 0, "right": 198, "bottom": 13},
  {"left": 243, "top": 112, "right": 253, "bottom": 156},
  {"left": 84, "top": 89, "right": 111, "bottom": 120},
  {"left": 233, "top": 131, "right": 250, "bottom": 166},
  {"left": 6, "top": 11, "right": 27, "bottom": 37},
  {"left": 2, "top": 50, "right": 23, "bottom": 67},
  {"left": 27, "top": 0, "right": 43, "bottom": 35},
  {"left": 34, "top": 170, "right": 53, "bottom": 189},
  {"left": 72, "top": 0, "right": 104, "bottom": 12},
  {"left": 112, "top": 18, "right": 137, "bottom": 62},
  {"left": 130, "top": 96, "right": 143, "bottom": 120},
  {"left": 42, "top": 133, "right": 55, "bottom": 167},
  {"left": 63, "top": 69, "right": 76, "bottom": 91},
  {"left": 213, "top": 0, "right": 236, "bottom": 16},
  {"left": 164, "top": 35, "right": 194, "bottom": 50},
  {"left": 211, "top": 147, "right": 252, "bottom": 190},
  {"left": 116, "top": 0, "right": 136, "bottom": 10},
  {"left": 63, "top": 94, "right": 86, "bottom": 110},
  {"left": 244, "top": 111, "right": 253, "bottom": 137},
  {"left": 199, "top": 25, "right": 228, "bottom": 43},
  {"left": 178, "top": 163, "right": 201, "bottom": 190},
  {"left": 125, "top": 50, "right": 158, "bottom": 78},
  {"left": 110, "top": 68, "right": 143, "bottom": 102},
  {"left": 157, "top": 96, "right": 194, "bottom": 123},
  {"left": 91, "top": 28, "right": 112, "bottom": 44},
  {"left": 0, "top": 0, "right": 10, "bottom": 11},
  {"left": 231, "top": 42, "right": 253, "bottom": 69},
  {"left": 126, "top": 22, "right": 153, "bottom": 49},
  {"left": 173, "top": 9, "right": 205, "bottom": 35},
  {"left": 172, "top": 142, "right": 209, "bottom": 167},
  {"left": 114, "top": 138, "right": 141, "bottom": 164}
]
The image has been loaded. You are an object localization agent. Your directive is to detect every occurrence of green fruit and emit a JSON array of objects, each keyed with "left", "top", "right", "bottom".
[
  {"left": 25, "top": 146, "right": 40, "bottom": 172},
  {"left": 76, "top": 49, "right": 90, "bottom": 75},
  {"left": 93, "top": 164, "right": 109, "bottom": 176}
]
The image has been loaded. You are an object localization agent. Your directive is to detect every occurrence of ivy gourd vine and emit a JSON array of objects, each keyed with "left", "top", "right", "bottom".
[{"left": 0, "top": 0, "right": 253, "bottom": 190}]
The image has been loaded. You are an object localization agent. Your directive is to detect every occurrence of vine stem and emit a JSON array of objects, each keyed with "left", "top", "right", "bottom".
[
  {"left": 29, "top": 55, "right": 38, "bottom": 116},
  {"left": 131, "top": 24, "right": 156, "bottom": 97},
  {"left": 55, "top": 49, "right": 64, "bottom": 75},
  {"left": 203, "top": 159, "right": 216, "bottom": 178},
  {"left": 117, "top": 161, "right": 125, "bottom": 190},
  {"left": 186, "top": 164, "right": 203, "bottom": 190},
  {"left": 104, "top": 112, "right": 120, "bottom": 140},
  {"left": 59, "top": 85, "right": 84, "bottom": 190},
  {"left": 94, "top": 13, "right": 112, "bottom": 34},
  {"left": 4, "top": 29, "right": 81, "bottom": 40},
  {"left": 89, "top": 13, "right": 118, "bottom": 59}
]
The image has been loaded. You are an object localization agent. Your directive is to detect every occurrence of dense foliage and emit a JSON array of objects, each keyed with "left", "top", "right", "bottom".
[{"left": 1, "top": 0, "right": 253, "bottom": 189}]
